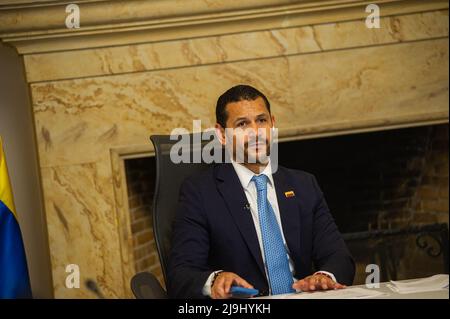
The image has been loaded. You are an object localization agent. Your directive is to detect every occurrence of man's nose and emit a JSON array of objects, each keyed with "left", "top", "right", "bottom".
[
  {"left": 247, "top": 123, "right": 265, "bottom": 140},
  {"left": 247, "top": 122, "right": 260, "bottom": 138},
  {"left": 250, "top": 121, "right": 259, "bottom": 133}
]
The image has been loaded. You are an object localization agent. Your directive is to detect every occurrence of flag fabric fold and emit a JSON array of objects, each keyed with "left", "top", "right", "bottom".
[{"left": 0, "top": 136, "right": 32, "bottom": 298}]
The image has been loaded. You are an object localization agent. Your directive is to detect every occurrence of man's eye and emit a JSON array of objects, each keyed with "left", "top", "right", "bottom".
[
  {"left": 237, "top": 122, "right": 246, "bottom": 127},
  {"left": 258, "top": 118, "right": 267, "bottom": 123}
]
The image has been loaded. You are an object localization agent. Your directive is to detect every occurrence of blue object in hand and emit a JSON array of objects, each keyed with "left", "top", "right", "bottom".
[{"left": 230, "top": 286, "right": 259, "bottom": 298}]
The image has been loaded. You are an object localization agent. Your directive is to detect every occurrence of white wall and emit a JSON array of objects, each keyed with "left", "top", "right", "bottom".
[{"left": 0, "top": 42, "right": 53, "bottom": 298}]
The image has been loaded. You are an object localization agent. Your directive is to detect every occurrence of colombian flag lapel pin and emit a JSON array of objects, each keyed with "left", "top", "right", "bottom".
[{"left": 284, "top": 190, "right": 295, "bottom": 198}]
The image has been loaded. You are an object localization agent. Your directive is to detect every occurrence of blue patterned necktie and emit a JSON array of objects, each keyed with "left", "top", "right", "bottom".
[{"left": 252, "top": 174, "right": 295, "bottom": 295}]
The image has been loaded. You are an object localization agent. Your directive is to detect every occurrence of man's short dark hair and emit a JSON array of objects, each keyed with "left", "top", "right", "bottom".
[{"left": 216, "top": 84, "right": 271, "bottom": 128}]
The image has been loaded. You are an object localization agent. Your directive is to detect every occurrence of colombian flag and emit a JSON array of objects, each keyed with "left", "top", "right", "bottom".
[{"left": 0, "top": 137, "right": 32, "bottom": 298}]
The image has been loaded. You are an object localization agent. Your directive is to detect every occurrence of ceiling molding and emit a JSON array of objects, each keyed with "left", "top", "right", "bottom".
[
  {"left": 0, "top": 0, "right": 106, "bottom": 8},
  {"left": 0, "top": 0, "right": 448, "bottom": 54}
]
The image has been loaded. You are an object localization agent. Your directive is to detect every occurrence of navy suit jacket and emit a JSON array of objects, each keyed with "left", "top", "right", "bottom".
[{"left": 167, "top": 163, "right": 355, "bottom": 299}]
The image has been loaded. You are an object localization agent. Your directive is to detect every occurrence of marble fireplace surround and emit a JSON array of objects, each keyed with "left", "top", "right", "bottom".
[{"left": 0, "top": 0, "right": 449, "bottom": 298}]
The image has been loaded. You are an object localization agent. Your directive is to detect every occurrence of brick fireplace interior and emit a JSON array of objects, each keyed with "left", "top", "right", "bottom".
[
  {"left": 125, "top": 123, "right": 448, "bottom": 287},
  {"left": 125, "top": 156, "right": 164, "bottom": 286},
  {"left": 279, "top": 124, "right": 449, "bottom": 233},
  {"left": 279, "top": 123, "right": 449, "bottom": 284}
]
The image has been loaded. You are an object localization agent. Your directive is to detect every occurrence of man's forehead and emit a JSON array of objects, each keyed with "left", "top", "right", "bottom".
[{"left": 226, "top": 97, "right": 268, "bottom": 116}]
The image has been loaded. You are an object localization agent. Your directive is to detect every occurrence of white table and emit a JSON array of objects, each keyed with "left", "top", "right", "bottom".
[{"left": 256, "top": 277, "right": 449, "bottom": 299}]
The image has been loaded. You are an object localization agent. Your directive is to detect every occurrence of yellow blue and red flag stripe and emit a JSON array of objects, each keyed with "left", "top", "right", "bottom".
[{"left": 0, "top": 136, "right": 32, "bottom": 298}]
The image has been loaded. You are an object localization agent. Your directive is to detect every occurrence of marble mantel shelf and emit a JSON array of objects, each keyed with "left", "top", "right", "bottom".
[
  {"left": 278, "top": 111, "right": 450, "bottom": 142},
  {"left": 0, "top": 0, "right": 448, "bottom": 54}
]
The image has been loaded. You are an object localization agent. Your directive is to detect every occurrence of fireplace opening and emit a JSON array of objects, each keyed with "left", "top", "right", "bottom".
[
  {"left": 124, "top": 123, "right": 448, "bottom": 287},
  {"left": 124, "top": 156, "right": 164, "bottom": 287},
  {"left": 278, "top": 123, "right": 449, "bottom": 283},
  {"left": 278, "top": 124, "right": 448, "bottom": 233}
]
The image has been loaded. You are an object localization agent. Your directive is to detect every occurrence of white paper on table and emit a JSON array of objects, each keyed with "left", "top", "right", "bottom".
[
  {"left": 387, "top": 274, "right": 449, "bottom": 294},
  {"left": 277, "top": 287, "right": 386, "bottom": 299}
]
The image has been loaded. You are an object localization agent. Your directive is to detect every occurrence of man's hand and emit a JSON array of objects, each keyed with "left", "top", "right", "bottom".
[
  {"left": 211, "top": 272, "right": 254, "bottom": 299},
  {"left": 293, "top": 273, "right": 346, "bottom": 292}
]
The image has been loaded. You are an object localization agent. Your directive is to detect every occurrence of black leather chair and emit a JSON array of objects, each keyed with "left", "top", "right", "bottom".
[
  {"left": 131, "top": 133, "right": 220, "bottom": 298},
  {"left": 130, "top": 272, "right": 167, "bottom": 299},
  {"left": 150, "top": 133, "right": 222, "bottom": 285}
]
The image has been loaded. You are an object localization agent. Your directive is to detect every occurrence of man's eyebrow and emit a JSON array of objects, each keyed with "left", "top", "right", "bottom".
[
  {"left": 233, "top": 114, "right": 268, "bottom": 124},
  {"left": 233, "top": 117, "right": 248, "bottom": 124}
]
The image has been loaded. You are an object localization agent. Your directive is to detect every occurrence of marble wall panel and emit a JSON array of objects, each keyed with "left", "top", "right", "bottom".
[
  {"left": 288, "top": 39, "right": 449, "bottom": 127},
  {"left": 31, "top": 57, "right": 292, "bottom": 167},
  {"left": 24, "top": 11, "right": 449, "bottom": 83},
  {"left": 41, "top": 160, "right": 124, "bottom": 298}
]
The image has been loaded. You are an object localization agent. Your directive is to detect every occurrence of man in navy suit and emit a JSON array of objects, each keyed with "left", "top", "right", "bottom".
[{"left": 167, "top": 85, "right": 355, "bottom": 299}]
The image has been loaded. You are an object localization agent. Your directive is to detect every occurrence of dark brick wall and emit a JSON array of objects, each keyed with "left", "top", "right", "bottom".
[
  {"left": 125, "top": 157, "right": 164, "bottom": 287},
  {"left": 412, "top": 125, "right": 449, "bottom": 225},
  {"left": 279, "top": 124, "right": 449, "bottom": 283},
  {"left": 278, "top": 124, "right": 449, "bottom": 232}
]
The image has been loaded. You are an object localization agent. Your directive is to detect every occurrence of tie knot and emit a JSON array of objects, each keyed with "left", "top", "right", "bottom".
[{"left": 252, "top": 174, "right": 268, "bottom": 191}]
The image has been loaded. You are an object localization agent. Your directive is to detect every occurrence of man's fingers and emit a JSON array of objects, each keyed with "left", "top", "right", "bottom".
[
  {"left": 300, "top": 280, "right": 309, "bottom": 291},
  {"left": 334, "top": 282, "right": 346, "bottom": 289},
  {"left": 320, "top": 277, "right": 328, "bottom": 290},
  {"left": 215, "top": 276, "right": 232, "bottom": 299},
  {"left": 214, "top": 277, "right": 227, "bottom": 298},
  {"left": 223, "top": 277, "right": 235, "bottom": 294},
  {"left": 292, "top": 279, "right": 306, "bottom": 291},
  {"left": 294, "top": 275, "right": 347, "bottom": 292},
  {"left": 212, "top": 272, "right": 255, "bottom": 299},
  {"left": 296, "top": 278, "right": 313, "bottom": 291},
  {"left": 327, "top": 277, "right": 340, "bottom": 289},
  {"left": 309, "top": 276, "right": 317, "bottom": 290},
  {"left": 234, "top": 277, "right": 253, "bottom": 289}
]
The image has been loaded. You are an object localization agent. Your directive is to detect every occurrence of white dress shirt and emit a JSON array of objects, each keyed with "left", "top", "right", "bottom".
[
  {"left": 202, "top": 161, "right": 335, "bottom": 296},
  {"left": 231, "top": 159, "right": 296, "bottom": 278}
]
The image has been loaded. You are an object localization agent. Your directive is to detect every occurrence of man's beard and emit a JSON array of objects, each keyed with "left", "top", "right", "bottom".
[{"left": 236, "top": 138, "right": 271, "bottom": 164}]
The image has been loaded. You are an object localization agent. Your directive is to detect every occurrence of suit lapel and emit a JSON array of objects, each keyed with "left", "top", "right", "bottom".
[
  {"left": 215, "top": 164, "right": 266, "bottom": 278},
  {"left": 272, "top": 167, "right": 302, "bottom": 268}
]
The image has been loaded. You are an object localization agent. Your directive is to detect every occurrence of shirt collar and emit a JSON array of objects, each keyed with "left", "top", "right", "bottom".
[{"left": 231, "top": 159, "right": 274, "bottom": 190}]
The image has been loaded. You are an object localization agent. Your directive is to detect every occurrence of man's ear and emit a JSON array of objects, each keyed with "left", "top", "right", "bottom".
[
  {"left": 271, "top": 115, "right": 275, "bottom": 128},
  {"left": 215, "top": 123, "right": 226, "bottom": 146}
]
